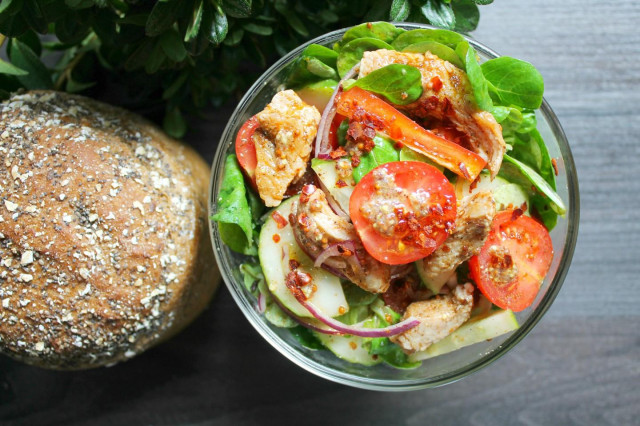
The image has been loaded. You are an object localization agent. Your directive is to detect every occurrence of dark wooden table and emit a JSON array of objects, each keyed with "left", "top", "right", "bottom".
[{"left": 1, "top": 1, "right": 638, "bottom": 424}]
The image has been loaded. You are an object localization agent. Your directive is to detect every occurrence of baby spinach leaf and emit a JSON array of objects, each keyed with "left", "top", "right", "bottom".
[
  {"left": 368, "top": 336, "right": 421, "bottom": 369},
  {"left": 346, "top": 64, "right": 422, "bottom": 105},
  {"left": 342, "top": 282, "right": 379, "bottom": 307},
  {"left": 402, "top": 40, "right": 464, "bottom": 68},
  {"left": 336, "top": 37, "right": 393, "bottom": 78},
  {"left": 481, "top": 56, "right": 544, "bottom": 109},
  {"left": 391, "top": 28, "right": 465, "bottom": 50},
  {"left": 352, "top": 134, "right": 400, "bottom": 183},
  {"left": 265, "top": 303, "right": 297, "bottom": 328},
  {"left": 336, "top": 21, "right": 404, "bottom": 50},
  {"left": 456, "top": 41, "right": 492, "bottom": 111},
  {"left": 239, "top": 262, "right": 264, "bottom": 295},
  {"left": 290, "top": 326, "right": 325, "bottom": 350},
  {"left": 363, "top": 303, "right": 421, "bottom": 369},
  {"left": 211, "top": 154, "right": 256, "bottom": 255},
  {"left": 490, "top": 105, "right": 513, "bottom": 123},
  {"left": 336, "top": 304, "right": 371, "bottom": 325},
  {"left": 503, "top": 154, "right": 565, "bottom": 215},
  {"left": 302, "top": 44, "right": 339, "bottom": 68},
  {"left": 286, "top": 44, "right": 339, "bottom": 88}
]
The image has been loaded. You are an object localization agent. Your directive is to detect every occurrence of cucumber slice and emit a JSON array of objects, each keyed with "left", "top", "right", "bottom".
[
  {"left": 311, "top": 158, "right": 355, "bottom": 213},
  {"left": 314, "top": 324, "right": 381, "bottom": 366},
  {"left": 415, "top": 261, "right": 452, "bottom": 294},
  {"left": 454, "top": 171, "right": 530, "bottom": 213},
  {"left": 258, "top": 196, "right": 348, "bottom": 318},
  {"left": 295, "top": 79, "right": 338, "bottom": 114},
  {"left": 408, "top": 309, "right": 519, "bottom": 362}
]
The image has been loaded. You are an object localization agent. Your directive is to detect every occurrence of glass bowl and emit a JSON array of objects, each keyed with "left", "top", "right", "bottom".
[{"left": 208, "top": 23, "right": 579, "bottom": 391}]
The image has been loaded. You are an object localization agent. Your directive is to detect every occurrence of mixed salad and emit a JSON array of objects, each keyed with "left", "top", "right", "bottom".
[{"left": 212, "top": 22, "right": 566, "bottom": 368}]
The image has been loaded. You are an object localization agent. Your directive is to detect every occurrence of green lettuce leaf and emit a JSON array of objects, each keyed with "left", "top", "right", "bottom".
[{"left": 211, "top": 154, "right": 255, "bottom": 254}]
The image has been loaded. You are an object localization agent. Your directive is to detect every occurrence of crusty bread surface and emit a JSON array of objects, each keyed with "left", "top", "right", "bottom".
[{"left": 0, "top": 91, "right": 219, "bottom": 369}]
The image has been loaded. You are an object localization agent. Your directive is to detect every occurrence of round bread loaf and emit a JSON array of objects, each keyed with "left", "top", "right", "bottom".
[{"left": 0, "top": 91, "right": 219, "bottom": 369}]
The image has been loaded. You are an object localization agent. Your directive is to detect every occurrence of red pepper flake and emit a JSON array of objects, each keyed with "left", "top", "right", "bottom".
[
  {"left": 335, "top": 179, "right": 347, "bottom": 188},
  {"left": 510, "top": 208, "right": 525, "bottom": 222},
  {"left": 272, "top": 234, "right": 280, "bottom": 243},
  {"left": 271, "top": 211, "right": 288, "bottom": 229},
  {"left": 329, "top": 147, "right": 348, "bottom": 159},
  {"left": 297, "top": 212, "right": 310, "bottom": 229},
  {"left": 430, "top": 76, "right": 443, "bottom": 92},
  {"left": 366, "top": 22, "right": 372, "bottom": 29},
  {"left": 300, "top": 184, "right": 316, "bottom": 203},
  {"left": 394, "top": 142, "right": 404, "bottom": 150},
  {"left": 551, "top": 158, "right": 559, "bottom": 176},
  {"left": 289, "top": 259, "right": 300, "bottom": 271},
  {"left": 351, "top": 154, "right": 361, "bottom": 168}
]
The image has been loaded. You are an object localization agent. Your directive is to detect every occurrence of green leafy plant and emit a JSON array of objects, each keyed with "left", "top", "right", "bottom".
[
  {"left": 0, "top": 0, "right": 492, "bottom": 138},
  {"left": 345, "top": 63, "right": 423, "bottom": 105}
]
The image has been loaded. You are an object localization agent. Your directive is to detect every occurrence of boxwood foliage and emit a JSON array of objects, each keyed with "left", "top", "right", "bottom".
[{"left": 0, "top": 0, "right": 492, "bottom": 137}]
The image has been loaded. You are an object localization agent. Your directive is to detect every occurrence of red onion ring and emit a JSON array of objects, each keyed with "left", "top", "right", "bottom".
[
  {"left": 314, "top": 62, "right": 360, "bottom": 158},
  {"left": 266, "top": 286, "right": 342, "bottom": 335},
  {"left": 297, "top": 297, "right": 419, "bottom": 338},
  {"left": 313, "top": 241, "right": 358, "bottom": 269},
  {"left": 272, "top": 243, "right": 418, "bottom": 338},
  {"left": 257, "top": 292, "right": 266, "bottom": 314}
]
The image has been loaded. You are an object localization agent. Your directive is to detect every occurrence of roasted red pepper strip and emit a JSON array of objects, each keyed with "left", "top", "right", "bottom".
[{"left": 335, "top": 87, "right": 487, "bottom": 181}]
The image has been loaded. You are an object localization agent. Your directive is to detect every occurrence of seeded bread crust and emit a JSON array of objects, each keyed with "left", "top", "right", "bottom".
[{"left": 0, "top": 91, "right": 219, "bottom": 369}]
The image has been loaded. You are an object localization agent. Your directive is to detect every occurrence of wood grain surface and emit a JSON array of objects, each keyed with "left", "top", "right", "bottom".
[{"left": 1, "top": 1, "right": 639, "bottom": 425}]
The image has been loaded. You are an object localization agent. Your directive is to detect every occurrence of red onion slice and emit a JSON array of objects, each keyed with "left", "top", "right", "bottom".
[
  {"left": 313, "top": 241, "right": 358, "bottom": 269},
  {"left": 313, "top": 244, "right": 342, "bottom": 268},
  {"left": 257, "top": 292, "right": 266, "bottom": 314},
  {"left": 314, "top": 62, "right": 360, "bottom": 158},
  {"left": 299, "top": 298, "right": 419, "bottom": 338},
  {"left": 266, "top": 286, "right": 342, "bottom": 335}
]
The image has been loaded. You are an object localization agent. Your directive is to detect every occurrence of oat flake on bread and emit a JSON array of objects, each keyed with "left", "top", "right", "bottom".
[{"left": 0, "top": 91, "right": 219, "bottom": 369}]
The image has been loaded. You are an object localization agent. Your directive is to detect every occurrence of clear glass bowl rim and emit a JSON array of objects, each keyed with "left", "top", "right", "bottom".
[{"left": 208, "top": 23, "right": 580, "bottom": 391}]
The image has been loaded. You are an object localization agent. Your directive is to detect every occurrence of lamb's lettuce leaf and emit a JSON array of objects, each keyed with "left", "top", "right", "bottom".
[
  {"left": 211, "top": 154, "right": 256, "bottom": 254},
  {"left": 352, "top": 134, "right": 400, "bottom": 182}
]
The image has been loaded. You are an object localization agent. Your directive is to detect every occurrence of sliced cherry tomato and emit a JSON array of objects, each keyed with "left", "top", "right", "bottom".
[
  {"left": 336, "top": 87, "right": 487, "bottom": 181},
  {"left": 349, "top": 161, "right": 457, "bottom": 265},
  {"left": 235, "top": 115, "right": 260, "bottom": 186},
  {"left": 469, "top": 210, "right": 553, "bottom": 312}
]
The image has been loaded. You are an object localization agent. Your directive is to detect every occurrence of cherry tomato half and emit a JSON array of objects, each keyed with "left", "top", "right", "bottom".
[
  {"left": 469, "top": 210, "right": 554, "bottom": 312},
  {"left": 349, "top": 161, "right": 457, "bottom": 265},
  {"left": 235, "top": 115, "right": 260, "bottom": 186}
]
